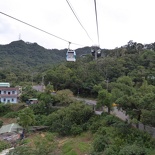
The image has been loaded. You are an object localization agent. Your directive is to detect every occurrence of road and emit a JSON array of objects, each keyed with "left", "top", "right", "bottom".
[
  {"left": 76, "top": 97, "right": 155, "bottom": 138},
  {"left": 75, "top": 97, "right": 129, "bottom": 121}
]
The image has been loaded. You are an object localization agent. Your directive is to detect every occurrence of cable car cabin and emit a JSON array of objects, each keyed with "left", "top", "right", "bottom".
[
  {"left": 91, "top": 46, "right": 101, "bottom": 58},
  {"left": 66, "top": 50, "right": 76, "bottom": 62}
]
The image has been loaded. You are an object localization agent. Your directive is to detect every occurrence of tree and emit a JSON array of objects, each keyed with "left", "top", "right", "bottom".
[
  {"left": 93, "top": 135, "right": 108, "bottom": 152},
  {"left": 8, "top": 133, "right": 57, "bottom": 155},
  {"left": 18, "top": 107, "right": 35, "bottom": 131},
  {"left": 20, "top": 86, "right": 39, "bottom": 102},
  {"left": 97, "top": 89, "right": 113, "bottom": 114},
  {"left": 115, "top": 79, "right": 155, "bottom": 128},
  {"left": 54, "top": 89, "right": 74, "bottom": 106},
  {"left": 118, "top": 144, "right": 146, "bottom": 155},
  {"left": 45, "top": 84, "right": 54, "bottom": 94},
  {"left": 46, "top": 102, "right": 94, "bottom": 136}
]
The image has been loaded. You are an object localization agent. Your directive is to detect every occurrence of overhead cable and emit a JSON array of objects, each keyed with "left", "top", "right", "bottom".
[
  {"left": 0, "top": 11, "right": 83, "bottom": 47},
  {"left": 66, "top": 0, "right": 94, "bottom": 43},
  {"left": 94, "top": 0, "right": 100, "bottom": 46}
]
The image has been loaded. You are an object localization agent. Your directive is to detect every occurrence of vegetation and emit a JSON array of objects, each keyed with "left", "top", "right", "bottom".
[
  {"left": 0, "top": 140, "right": 10, "bottom": 152},
  {"left": 1, "top": 40, "right": 155, "bottom": 154}
]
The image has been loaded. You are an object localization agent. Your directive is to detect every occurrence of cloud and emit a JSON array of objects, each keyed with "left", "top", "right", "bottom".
[{"left": 1, "top": 0, "right": 155, "bottom": 49}]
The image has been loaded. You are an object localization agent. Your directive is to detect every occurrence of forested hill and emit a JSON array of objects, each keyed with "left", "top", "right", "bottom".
[
  {"left": 1, "top": 39, "right": 155, "bottom": 73},
  {"left": 0, "top": 40, "right": 68, "bottom": 71},
  {"left": 0, "top": 40, "right": 94, "bottom": 72}
]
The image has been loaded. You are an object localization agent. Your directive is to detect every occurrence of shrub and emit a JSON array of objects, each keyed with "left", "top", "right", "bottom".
[
  {"left": 4, "top": 111, "right": 18, "bottom": 118},
  {"left": 93, "top": 135, "right": 108, "bottom": 152},
  {"left": 71, "top": 124, "right": 83, "bottom": 135},
  {"left": 0, "top": 140, "right": 10, "bottom": 152},
  {"left": 118, "top": 144, "right": 146, "bottom": 155},
  {"left": 0, "top": 120, "right": 3, "bottom": 128},
  {"left": 0, "top": 103, "right": 12, "bottom": 116}
]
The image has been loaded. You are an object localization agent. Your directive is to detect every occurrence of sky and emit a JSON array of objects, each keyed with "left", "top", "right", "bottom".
[{"left": 0, "top": 0, "right": 155, "bottom": 50}]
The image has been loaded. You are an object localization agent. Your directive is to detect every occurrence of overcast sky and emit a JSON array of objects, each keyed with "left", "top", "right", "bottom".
[{"left": 0, "top": 0, "right": 155, "bottom": 50}]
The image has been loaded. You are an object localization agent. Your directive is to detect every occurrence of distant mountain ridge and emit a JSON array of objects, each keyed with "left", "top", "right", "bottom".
[{"left": 0, "top": 40, "right": 90, "bottom": 72}]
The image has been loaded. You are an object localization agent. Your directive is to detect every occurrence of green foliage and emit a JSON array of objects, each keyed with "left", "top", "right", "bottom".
[
  {"left": 0, "top": 103, "right": 12, "bottom": 116},
  {"left": 54, "top": 89, "right": 74, "bottom": 106},
  {"left": 70, "top": 124, "right": 83, "bottom": 135},
  {"left": 0, "top": 140, "right": 10, "bottom": 152},
  {"left": 118, "top": 144, "right": 146, "bottom": 155},
  {"left": 141, "top": 110, "right": 155, "bottom": 126},
  {"left": 46, "top": 102, "right": 94, "bottom": 136},
  {"left": 20, "top": 86, "right": 39, "bottom": 102},
  {"left": 97, "top": 89, "right": 113, "bottom": 113},
  {"left": 8, "top": 132, "right": 57, "bottom": 155},
  {"left": 1, "top": 40, "right": 155, "bottom": 154},
  {"left": 34, "top": 114, "right": 48, "bottom": 126},
  {"left": 17, "top": 107, "right": 35, "bottom": 130},
  {"left": 29, "top": 101, "right": 56, "bottom": 116},
  {"left": 4, "top": 111, "right": 18, "bottom": 118},
  {"left": 45, "top": 84, "right": 54, "bottom": 94},
  {"left": 62, "top": 141, "right": 75, "bottom": 154},
  {"left": 61, "top": 132, "right": 92, "bottom": 155},
  {"left": 104, "top": 145, "right": 120, "bottom": 155},
  {"left": 37, "top": 92, "right": 52, "bottom": 104},
  {"left": 89, "top": 113, "right": 155, "bottom": 154},
  {"left": 89, "top": 115, "right": 105, "bottom": 133},
  {"left": 0, "top": 120, "right": 3, "bottom": 128},
  {"left": 0, "top": 40, "right": 66, "bottom": 73},
  {"left": 93, "top": 135, "right": 108, "bottom": 152}
]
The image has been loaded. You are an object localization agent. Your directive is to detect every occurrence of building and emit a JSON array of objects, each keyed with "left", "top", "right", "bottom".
[
  {"left": 27, "top": 98, "right": 38, "bottom": 105},
  {"left": 0, "top": 83, "right": 20, "bottom": 104}
]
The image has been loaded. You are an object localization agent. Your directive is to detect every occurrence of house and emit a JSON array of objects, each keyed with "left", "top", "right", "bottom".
[
  {"left": 32, "top": 85, "right": 45, "bottom": 92},
  {"left": 0, "top": 83, "right": 21, "bottom": 104},
  {"left": 0, "top": 123, "right": 23, "bottom": 145},
  {"left": 0, "top": 123, "right": 23, "bottom": 135},
  {"left": 27, "top": 98, "right": 38, "bottom": 105}
]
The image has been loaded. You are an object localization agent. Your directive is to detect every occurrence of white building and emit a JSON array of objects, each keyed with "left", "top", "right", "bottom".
[{"left": 0, "top": 83, "right": 20, "bottom": 104}]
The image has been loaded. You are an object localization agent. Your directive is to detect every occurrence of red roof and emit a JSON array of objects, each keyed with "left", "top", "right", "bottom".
[
  {"left": 0, "top": 94, "right": 18, "bottom": 97},
  {"left": 0, "top": 87, "right": 19, "bottom": 91}
]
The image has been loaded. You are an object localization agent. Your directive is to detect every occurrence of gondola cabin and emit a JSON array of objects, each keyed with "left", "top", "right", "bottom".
[
  {"left": 66, "top": 50, "right": 76, "bottom": 62},
  {"left": 91, "top": 46, "right": 101, "bottom": 58}
]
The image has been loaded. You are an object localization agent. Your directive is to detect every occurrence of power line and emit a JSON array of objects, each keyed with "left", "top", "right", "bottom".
[
  {"left": 0, "top": 11, "right": 84, "bottom": 47},
  {"left": 94, "top": 0, "right": 100, "bottom": 47},
  {"left": 66, "top": 0, "right": 94, "bottom": 43}
]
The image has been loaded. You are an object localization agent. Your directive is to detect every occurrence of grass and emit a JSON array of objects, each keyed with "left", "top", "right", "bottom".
[
  {"left": 0, "top": 117, "right": 17, "bottom": 125},
  {"left": 61, "top": 132, "right": 93, "bottom": 155}
]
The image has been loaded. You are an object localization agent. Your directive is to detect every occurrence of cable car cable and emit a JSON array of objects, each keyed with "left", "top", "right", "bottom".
[
  {"left": 94, "top": 0, "right": 100, "bottom": 47},
  {"left": 0, "top": 11, "right": 84, "bottom": 47},
  {"left": 66, "top": 0, "right": 94, "bottom": 43}
]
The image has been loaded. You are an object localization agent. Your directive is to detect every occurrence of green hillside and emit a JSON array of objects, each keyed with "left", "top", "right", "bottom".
[
  {"left": 0, "top": 40, "right": 93, "bottom": 72},
  {"left": 0, "top": 40, "right": 68, "bottom": 72}
]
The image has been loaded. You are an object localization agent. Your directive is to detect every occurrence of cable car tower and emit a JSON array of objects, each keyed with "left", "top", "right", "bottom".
[{"left": 66, "top": 42, "right": 76, "bottom": 62}]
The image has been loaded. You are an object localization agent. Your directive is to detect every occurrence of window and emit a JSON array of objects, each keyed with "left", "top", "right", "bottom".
[
  {"left": 4, "top": 91, "right": 6, "bottom": 94},
  {"left": 12, "top": 98, "right": 14, "bottom": 102},
  {"left": 3, "top": 98, "right": 6, "bottom": 102},
  {"left": 8, "top": 92, "right": 10, "bottom": 95},
  {"left": 0, "top": 91, "right": 1, "bottom": 94},
  {"left": 12, "top": 91, "right": 15, "bottom": 94}
]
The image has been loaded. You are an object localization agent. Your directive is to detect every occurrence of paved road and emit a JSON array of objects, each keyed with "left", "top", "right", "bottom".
[
  {"left": 76, "top": 97, "right": 155, "bottom": 138},
  {"left": 75, "top": 97, "right": 128, "bottom": 121}
]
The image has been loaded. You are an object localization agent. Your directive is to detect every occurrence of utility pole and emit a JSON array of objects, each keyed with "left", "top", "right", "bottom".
[
  {"left": 42, "top": 74, "right": 45, "bottom": 92},
  {"left": 31, "top": 73, "right": 33, "bottom": 86},
  {"left": 105, "top": 79, "right": 109, "bottom": 91}
]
